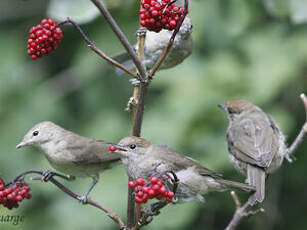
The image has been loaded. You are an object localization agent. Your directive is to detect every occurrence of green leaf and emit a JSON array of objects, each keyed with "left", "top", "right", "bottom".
[{"left": 47, "top": 0, "right": 100, "bottom": 24}]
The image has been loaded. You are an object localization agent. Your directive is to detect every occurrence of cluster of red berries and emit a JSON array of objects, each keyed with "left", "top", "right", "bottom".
[
  {"left": 27, "top": 19, "right": 63, "bottom": 60},
  {"left": 0, "top": 179, "right": 31, "bottom": 209},
  {"left": 139, "top": 0, "right": 188, "bottom": 32},
  {"left": 129, "top": 176, "right": 175, "bottom": 204}
]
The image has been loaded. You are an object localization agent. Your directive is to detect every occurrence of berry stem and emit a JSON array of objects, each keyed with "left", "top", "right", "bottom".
[
  {"left": 58, "top": 18, "right": 139, "bottom": 79},
  {"left": 286, "top": 93, "right": 307, "bottom": 160},
  {"left": 148, "top": 0, "right": 189, "bottom": 78}
]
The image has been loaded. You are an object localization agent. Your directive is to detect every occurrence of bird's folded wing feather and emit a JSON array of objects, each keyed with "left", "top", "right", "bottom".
[
  {"left": 156, "top": 145, "right": 222, "bottom": 178},
  {"left": 227, "top": 111, "right": 278, "bottom": 168},
  {"left": 68, "top": 139, "right": 121, "bottom": 164}
]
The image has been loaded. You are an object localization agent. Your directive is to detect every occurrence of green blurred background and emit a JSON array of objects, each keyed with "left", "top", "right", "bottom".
[{"left": 0, "top": 0, "right": 307, "bottom": 229}]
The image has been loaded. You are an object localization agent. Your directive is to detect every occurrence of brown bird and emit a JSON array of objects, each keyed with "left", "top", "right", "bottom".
[
  {"left": 219, "top": 99, "right": 287, "bottom": 204},
  {"left": 113, "top": 136, "right": 255, "bottom": 202},
  {"left": 16, "top": 121, "right": 121, "bottom": 203}
]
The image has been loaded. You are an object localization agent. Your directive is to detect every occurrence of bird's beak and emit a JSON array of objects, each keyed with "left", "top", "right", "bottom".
[
  {"left": 109, "top": 144, "right": 128, "bottom": 156},
  {"left": 16, "top": 141, "right": 27, "bottom": 149},
  {"left": 218, "top": 103, "right": 227, "bottom": 112}
]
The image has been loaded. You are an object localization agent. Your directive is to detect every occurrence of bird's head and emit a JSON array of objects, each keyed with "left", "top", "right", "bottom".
[
  {"left": 218, "top": 99, "right": 255, "bottom": 118},
  {"left": 111, "top": 136, "right": 152, "bottom": 159},
  {"left": 16, "top": 121, "right": 61, "bottom": 149}
]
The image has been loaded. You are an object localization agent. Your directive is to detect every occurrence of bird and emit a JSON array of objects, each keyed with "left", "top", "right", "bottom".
[
  {"left": 112, "top": 136, "right": 255, "bottom": 203},
  {"left": 16, "top": 121, "right": 121, "bottom": 203},
  {"left": 219, "top": 99, "right": 287, "bottom": 204},
  {"left": 113, "top": 17, "right": 193, "bottom": 72}
]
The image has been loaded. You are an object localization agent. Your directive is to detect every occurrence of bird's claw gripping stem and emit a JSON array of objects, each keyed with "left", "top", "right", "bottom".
[{"left": 41, "top": 170, "right": 74, "bottom": 182}]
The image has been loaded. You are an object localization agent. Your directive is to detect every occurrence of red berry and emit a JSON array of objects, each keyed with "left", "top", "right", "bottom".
[
  {"left": 7, "top": 194, "right": 14, "bottom": 200},
  {"left": 142, "top": 195, "right": 148, "bottom": 203},
  {"left": 136, "top": 191, "right": 144, "bottom": 198},
  {"left": 148, "top": 189, "right": 156, "bottom": 198},
  {"left": 142, "top": 186, "right": 150, "bottom": 193},
  {"left": 152, "top": 184, "right": 160, "bottom": 191},
  {"left": 0, "top": 185, "right": 4, "bottom": 191},
  {"left": 134, "top": 197, "right": 143, "bottom": 203},
  {"left": 150, "top": 177, "right": 159, "bottom": 184},
  {"left": 41, "top": 19, "right": 48, "bottom": 24},
  {"left": 167, "top": 191, "right": 174, "bottom": 199},
  {"left": 169, "top": 20, "right": 176, "bottom": 27},
  {"left": 140, "top": 20, "right": 147, "bottom": 27},
  {"left": 136, "top": 177, "right": 146, "bottom": 186},
  {"left": 24, "top": 186, "right": 30, "bottom": 192},
  {"left": 24, "top": 193, "right": 31, "bottom": 199},
  {"left": 16, "top": 195, "right": 23, "bottom": 202},
  {"left": 109, "top": 145, "right": 117, "bottom": 152},
  {"left": 159, "top": 186, "right": 166, "bottom": 195},
  {"left": 151, "top": 10, "right": 159, "bottom": 16},
  {"left": 128, "top": 181, "right": 136, "bottom": 188}
]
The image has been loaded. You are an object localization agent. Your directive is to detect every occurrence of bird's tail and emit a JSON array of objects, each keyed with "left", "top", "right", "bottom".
[
  {"left": 247, "top": 164, "right": 266, "bottom": 205},
  {"left": 216, "top": 178, "right": 256, "bottom": 193}
]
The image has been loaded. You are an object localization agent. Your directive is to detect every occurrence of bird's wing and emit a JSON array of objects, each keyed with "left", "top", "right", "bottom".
[
  {"left": 227, "top": 110, "right": 278, "bottom": 168},
  {"left": 112, "top": 50, "right": 137, "bottom": 74},
  {"left": 66, "top": 138, "right": 120, "bottom": 165},
  {"left": 155, "top": 145, "right": 222, "bottom": 178}
]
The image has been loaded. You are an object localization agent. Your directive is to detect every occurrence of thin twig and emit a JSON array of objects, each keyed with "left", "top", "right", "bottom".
[
  {"left": 127, "top": 27, "right": 148, "bottom": 229},
  {"left": 148, "top": 0, "right": 189, "bottom": 78},
  {"left": 132, "top": 82, "right": 148, "bottom": 137},
  {"left": 134, "top": 28, "right": 147, "bottom": 226},
  {"left": 225, "top": 191, "right": 264, "bottom": 230},
  {"left": 9, "top": 170, "right": 126, "bottom": 228},
  {"left": 286, "top": 93, "right": 307, "bottom": 160},
  {"left": 58, "top": 18, "right": 138, "bottom": 79},
  {"left": 90, "top": 0, "right": 147, "bottom": 80}
]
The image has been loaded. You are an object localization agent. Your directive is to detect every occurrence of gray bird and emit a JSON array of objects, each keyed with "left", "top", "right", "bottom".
[
  {"left": 114, "top": 17, "right": 193, "bottom": 72},
  {"left": 16, "top": 121, "right": 121, "bottom": 203},
  {"left": 219, "top": 99, "right": 287, "bottom": 204},
  {"left": 113, "top": 136, "right": 254, "bottom": 203}
]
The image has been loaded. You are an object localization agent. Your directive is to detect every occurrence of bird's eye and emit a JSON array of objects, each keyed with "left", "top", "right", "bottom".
[
  {"left": 129, "top": 144, "right": 136, "bottom": 149},
  {"left": 33, "top": 131, "right": 39, "bottom": 136},
  {"left": 228, "top": 109, "right": 234, "bottom": 114}
]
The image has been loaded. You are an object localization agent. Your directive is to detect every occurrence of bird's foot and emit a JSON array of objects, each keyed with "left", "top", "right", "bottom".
[
  {"left": 136, "top": 27, "right": 147, "bottom": 37},
  {"left": 147, "top": 201, "right": 166, "bottom": 216},
  {"left": 41, "top": 170, "right": 56, "bottom": 182},
  {"left": 41, "top": 170, "right": 74, "bottom": 182},
  {"left": 77, "top": 195, "right": 88, "bottom": 205},
  {"left": 129, "top": 78, "right": 141, "bottom": 87}
]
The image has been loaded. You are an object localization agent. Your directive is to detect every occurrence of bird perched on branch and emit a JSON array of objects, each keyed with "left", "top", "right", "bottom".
[
  {"left": 112, "top": 136, "right": 254, "bottom": 202},
  {"left": 16, "top": 121, "right": 121, "bottom": 203},
  {"left": 113, "top": 17, "right": 193, "bottom": 72},
  {"left": 219, "top": 99, "right": 287, "bottom": 205}
]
